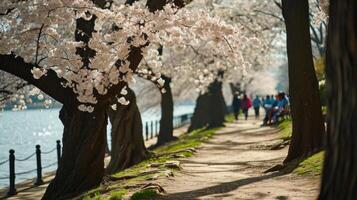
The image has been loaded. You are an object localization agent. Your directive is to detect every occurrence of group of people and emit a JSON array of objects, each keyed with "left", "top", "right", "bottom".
[
  {"left": 232, "top": 93, "right": 252, "bottom": 120},
  {"left": 231, "top": 92, "right": 290, "bottom": 125},
  {"left": 261, "top": 92, "right": 290, "bottom": 125}
]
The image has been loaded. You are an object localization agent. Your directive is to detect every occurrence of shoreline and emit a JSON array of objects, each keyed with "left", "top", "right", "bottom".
[{"left": 0, "top": 126, "right": 188, "bottom": 199}]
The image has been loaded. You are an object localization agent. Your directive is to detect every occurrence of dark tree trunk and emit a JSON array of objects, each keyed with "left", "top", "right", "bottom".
[
  {"left": 156, "top": 75, "right": 176, "bottom": 146},
  {"left": 42, "top": 7, "right": 109, "bottom": 199},
  {"left": 188, "top": 80, "right": 227, "bottom": 132},
  {"left": 229, "top": 82, "right": 241, "bottom": 95},
  {"left": 282, "top": 0, "right": 325, "bottom": 163},
  {"left": 42, "top": 106, "right": 107, "bottom": 200},
  {"left": 106, "top": 88, "right": 149, "bottom": 174},
  {"left": 319, "top": 1, "right": 357, "bottom": 199}
]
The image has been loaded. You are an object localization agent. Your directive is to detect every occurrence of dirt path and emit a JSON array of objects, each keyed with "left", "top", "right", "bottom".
[
  {"left": 156, "top": 118, "right": 320, "bottom": 200},
  {"left": 1, "top": 119, "right": 320, "bottom": 200}
]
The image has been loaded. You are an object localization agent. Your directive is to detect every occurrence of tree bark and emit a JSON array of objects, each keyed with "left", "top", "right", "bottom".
[
  {"left": 155, "top": 75, "right": 176, "bottom": 146},
  {"left": 282, "top": 0, "right": 325, "bottom": 163},
  {"left": 188, "top": 80, "right": 227, "bottom": 132},
  {"left": 42, "top": 106, "right": 107, "bottom": 200},
  {"left": 106, "top": 88, "right": 149, "bottom": 174},
  {"left": 319, "top": 1, "right": 357, "bottom": 199}
]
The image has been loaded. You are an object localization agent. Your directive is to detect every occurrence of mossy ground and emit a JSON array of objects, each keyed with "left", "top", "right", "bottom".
[
  {"left": 224, "top": 113, "right": 235, "bottom": 123},
  {"left": 130, "top": 189, "right": 158, "bottom": 200},
  {"left": 277, "top": 119, "right": 324, "bottom": 176},
  {"left": 293, "top": 151, "right": 324, "bottom": 176},
  {"left": 278, "top": 119, "right": 292, "bottom": 141},
  {"left": 80, "top": 127, "right": 221, "bottom": 200}
]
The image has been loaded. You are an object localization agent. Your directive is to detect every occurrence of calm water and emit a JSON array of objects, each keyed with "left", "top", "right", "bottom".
[{"left": 0, "top": 105, "right": 194, "bottom": 188}]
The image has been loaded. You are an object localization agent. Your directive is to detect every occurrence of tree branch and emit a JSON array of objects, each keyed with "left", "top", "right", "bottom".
[
  {"left": 0, "top": 54, "right": 75, "bottom": 105},
  {"left": 274, "top": 0, "right": 282, "bottom": 10},
  {"left": 35, "top": 24, "right": 44, "bottom": 65},
  {"left": 253, "top": 9, "right": 284, "bottom": 22},
  {"left": 0, "top": 8, "right": 15, "bottom": 16}
]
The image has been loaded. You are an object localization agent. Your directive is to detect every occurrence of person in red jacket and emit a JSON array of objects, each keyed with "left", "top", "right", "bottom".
[{"left": 241, "top": 94, "right": 252, "bottom": 120}]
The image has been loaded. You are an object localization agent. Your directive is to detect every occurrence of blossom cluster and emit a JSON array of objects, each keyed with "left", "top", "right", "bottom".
[{"left": 0, "top": 0, "right": 249, "bottom": 112}]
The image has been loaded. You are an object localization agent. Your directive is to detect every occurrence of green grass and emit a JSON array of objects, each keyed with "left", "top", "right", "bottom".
[
  {"left": 294, "top": 151, "right": 324, "bottom": 176},
  {"left": 154, "top": 128, "right": 218, "bottom": 154},
  {"left": 83, "top": 191, "right": 103, "bottom": 200},
  {"left": 278, "top": 119, "right": 292, "bottom": 141},
  {"left": 130, "top": 189, "right": 157, "bottom": 200},
  {"left": 277, "top": 119, "right": 324, "bottom": 177},
  {"left": 112, "top": 128, "right": 219, "bottom": 179},
  {"left": 108, "top": 189, "right": 128, "bottom": 200},
  {"left": 225, "top": 113, "right": 235, "bottom": 123},
  {"left": 82, "top": 189, "right": 104, "bottom": 200}
]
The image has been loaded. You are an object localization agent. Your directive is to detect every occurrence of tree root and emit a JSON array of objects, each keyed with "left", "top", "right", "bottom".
[
  {"left": 141, "top": 183, "right": 166, "bottom": 194},
  {"left": 270, "top": 140, "right": 290, "bottom": 150}
]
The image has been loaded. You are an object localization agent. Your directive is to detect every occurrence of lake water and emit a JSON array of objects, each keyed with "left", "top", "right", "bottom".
[{"left": 0, "top": 105, "right": 194, "bottom": 188}]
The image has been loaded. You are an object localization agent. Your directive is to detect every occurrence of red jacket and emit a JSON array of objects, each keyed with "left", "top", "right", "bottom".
[{"left": 241, "top": 98, "right": 252, "bottom": 109}]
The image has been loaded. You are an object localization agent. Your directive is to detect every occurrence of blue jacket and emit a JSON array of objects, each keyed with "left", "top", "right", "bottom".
[{"left": 253, "top": 98, "right": 261, "bottom": 108}]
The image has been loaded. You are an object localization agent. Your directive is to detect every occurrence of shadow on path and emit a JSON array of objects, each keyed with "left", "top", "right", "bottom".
[{"left": 157, "top": 171, "right": 286, "bottom": 200}]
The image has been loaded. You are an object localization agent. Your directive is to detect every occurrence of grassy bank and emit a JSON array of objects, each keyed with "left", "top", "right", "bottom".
[
  {"left": 80, "top": 127, "right": 221, "bottom": 200},
  {"left": 278, "top": 119, "right": 292, "bottom": 141},
  {"left": 224, "top": 113, "right": 235, "bottom": 123},
  {"left": 277, "top": 119, "right": 323, "bottom": 176},
  {"left": 294, "top": 151, "right": 324, "bottom": 176}
]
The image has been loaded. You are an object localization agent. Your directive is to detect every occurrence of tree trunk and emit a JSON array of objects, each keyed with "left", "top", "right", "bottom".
[
  {"left": 155, "top": 75, "right": 176, "bottom": 146},
  {"left": 319, "top": 1, "right": 357, "bottom": 199},
  {"left": 42, "top": 106, "right": 107, "bottom": 200},
  {"left": 106, "top": 88, "right": 149, "bottom": 174},
  {"left": 188, "top": 80, "right": 227, "bottom": 132},
  {"left": 282, "top": 0, "right": 325, "bottom": 163}
]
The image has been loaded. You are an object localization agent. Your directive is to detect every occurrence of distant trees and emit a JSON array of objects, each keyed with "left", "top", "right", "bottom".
[
  {"left": 106, "top": 87, "right": 149, "bottom": 174},
  {"left": 156, "top": 75, "right": 176, "bottom": 145},
  {"left": 319, "top": 0, "right": 357, "bottom": 199},
  {"left": 281, "top": 0, "right": 325, "bottom": 163},
  {"left": 0, "top": 72, "right": 28, "bottom": 110},
  {"left": 188, "top": 72, "right": 227, "bottom": 132}
]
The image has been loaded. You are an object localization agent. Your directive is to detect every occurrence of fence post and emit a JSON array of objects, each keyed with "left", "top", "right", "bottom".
[
  {"left": 145, "top": 122, "right": 149, "bottom": 141},
  {"left": 7, "top": 149, "right": 16, "bottom": 196},
  {"left": 56, "top": 140, "right": 61, "bottom": 166},
  {"left": 35, "top": 145, "right": 43, "bottom": 185},
  {"left": 150, "top": 121, "right": 154, "bottom": 139},
  {"left": 155, "top": 120, "right": 158, "bottom": 137}
]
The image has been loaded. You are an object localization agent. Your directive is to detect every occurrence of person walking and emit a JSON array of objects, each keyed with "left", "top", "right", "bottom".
[
  {"left": 232, "top": 93, "right": 241, "bottom": 120},
  {"left": 262, "top": 95, "right": 272, "bottom": 125},
  {"left": 253, "top": 95, "right": 261, "bottom": 119},
  {"left": 241, "top": 94, "right": 252, "bottom": 120}
]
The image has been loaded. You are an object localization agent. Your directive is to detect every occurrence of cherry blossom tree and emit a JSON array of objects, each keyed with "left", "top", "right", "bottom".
[
  {"left": 0, "top": 0, "right": 246, "bottom": 198},
  {"left": 106, "top": 85, "right": 150, "bottom": 173},
  {"left": 177, "top": 0, "right": 279, "bottom": 131}
]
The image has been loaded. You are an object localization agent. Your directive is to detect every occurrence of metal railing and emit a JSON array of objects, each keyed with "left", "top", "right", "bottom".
[
  {"left": 143, "top": 113, "right": 193, "bottom": 141},
  {"left": 0, "top": 140, "right": 61, "bottom": 196},
  {"left": 0, "top": 113, "right": 192, "bottom": 196}
]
